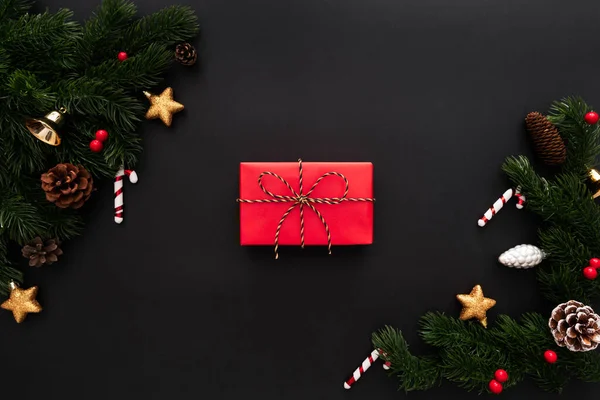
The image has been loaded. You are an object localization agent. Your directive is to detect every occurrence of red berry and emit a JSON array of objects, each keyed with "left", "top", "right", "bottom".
[
  {"left": 544, "top": 350, "right": 558, "bottom": 364},
  {"left": 117, "top": 52, "right": 128, "bottom": 61},
  {"left": 585, "top": 111, "right": 599, "bottom": 125},
  {"left": 89, "top": 139, "right": 103, "bottom": 152},
  {"left": 488, "top": 379, "right": 503, "bottom": 394},
  {"left": 583, "top": 267, "right": 598, "bottom": 280},
  {"left": 494, "top": 369, "right": 508, "bottom": 383},
  {"left": 95, "top": 129, "right": 109, "bottom": 142},
  {"left": 590, "top": 258, "right": 600, "bottom": 269}
]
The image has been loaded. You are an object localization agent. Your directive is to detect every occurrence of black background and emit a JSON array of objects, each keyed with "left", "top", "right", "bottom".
[{"left": 2, "top": 0, "right": 599, "bottom": 399}]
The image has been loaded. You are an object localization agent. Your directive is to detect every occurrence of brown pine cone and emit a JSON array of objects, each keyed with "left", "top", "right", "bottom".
[
  {"left": 175, "top": 42, "right": 197, "bottom": 66},
  {"left": 41, "top": 163, "right": 93, "bottom": 209},
  {"left": 549, "top": 300, "right": 600, "bottom": 352},
  {"left": 525, "top": 112, "right": 567, "bottom": 166},
  {"left": 22, "top": 237, "right": 63, "bottom": 267}
]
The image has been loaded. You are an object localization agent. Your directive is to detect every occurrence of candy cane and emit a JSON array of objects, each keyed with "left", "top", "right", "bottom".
[
  {"left": 478, "top": 188, "right": 514, "bottom": 227},
  {"left": 344, "top": 349, "right": 388, "bottom": 389},
  {"left": 114, "top": 166, "right": 138, "bottom": 224},
  {"left": 514, "top": 186, "right": 526, "bottom": 209}
]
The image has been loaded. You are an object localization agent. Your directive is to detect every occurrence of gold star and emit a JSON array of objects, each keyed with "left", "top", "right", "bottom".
[
  {"left": 143, "top": 87, "right": 184, "bottom": 127},
  {"left": 1, "top": 285, "right": 42, "bottom": 323},
  {"left": 456, "top": 285, "right": 496, "bottom": 328}
]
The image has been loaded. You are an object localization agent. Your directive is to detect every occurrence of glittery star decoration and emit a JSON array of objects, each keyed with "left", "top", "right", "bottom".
[
  {"left": 143, "top": 87, "right": 184, "bottom": 127},
  {"left": 456, "top": 284, "right": 496, "bottom": 328},
  {"left": 1, "top": 285, "right": 42, "bottom": 323}
]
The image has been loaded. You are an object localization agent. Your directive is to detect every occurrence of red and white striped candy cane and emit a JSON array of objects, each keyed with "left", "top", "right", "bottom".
[
  {"left": 477, "top": 188, "right": 514, "bottom": 227},
  {"left": 114, "top": 166, "right": 138, "bottom": 224},
  {"left": 514, "top": 186, "right": 526, "bottom": 209},
  {"left": 344, "top": 349, "right": 389, "bottom": 389}
]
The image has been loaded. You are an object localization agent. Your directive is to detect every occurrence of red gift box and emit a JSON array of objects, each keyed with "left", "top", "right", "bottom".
[{"left": 238, "top": 159, "right": 374, "bottom": 258}]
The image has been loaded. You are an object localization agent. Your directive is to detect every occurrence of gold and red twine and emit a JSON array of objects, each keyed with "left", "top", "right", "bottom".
[{"left": 237, "top": 159, "right": 374, "bottom": 259}]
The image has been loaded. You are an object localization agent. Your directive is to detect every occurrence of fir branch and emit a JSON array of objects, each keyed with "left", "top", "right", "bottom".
[
  {"left": 84, "top": 43, "right": 173, "bottom": 90},
  {"left": 4, "top": 69, "right": 56, "bottom": 114},
  {"left": 0, "top": 193, "right": 48, "bottom": 244},
  {"left": 372, "top": 325, "right": 440, "bottom": 391},
  {"left": 0, "top": 0, "right": 33, "bottom": 20},
  {"left": 122, "top": 5, "right": 199, "bottom": 53},
  {"left": 0, "top": 265, "right": 23, "bottom": 296}
]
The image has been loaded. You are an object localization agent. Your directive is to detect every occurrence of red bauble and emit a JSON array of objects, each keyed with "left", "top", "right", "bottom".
[
  {"left": 117, "top": 52, "right": 128, "bottom": 61},
  {"left": 494, "top": 369, "right": 508, "bottom": 383},
  {"left": 583, "top": 267, "right": 598, "bottom": 280},
  {"left": 590, "top": 258, "right": 600, "bottom": 269},
  {"left": 488, "top": 379, "right": 503, "bottom": 394},
  {"left": 89, "top": 139, "right": 103, "bottom": 152},
  {"left": 585, "top": 111, "right": 599, "bottom": 125},
  {"left": 544, "top": 350, "right": 558, "bottom": 364},
  {"left": 95, "top": 129, "right": 109, "bottom": 142}
]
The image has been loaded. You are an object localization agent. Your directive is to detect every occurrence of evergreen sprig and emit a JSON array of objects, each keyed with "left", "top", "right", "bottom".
[
  {"left": 376, "top": 97, "right": 600, "bottom": 394},
  {"left": 0, "top": 0, "right": 199, "bottom": 295}
]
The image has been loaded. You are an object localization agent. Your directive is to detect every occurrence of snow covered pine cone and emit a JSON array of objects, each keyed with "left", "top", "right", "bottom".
[
  {"left": 41, "top": 163, "right": 93, "bottom": 209},
  {"left": 21, "top": 237, "right": 63, "bottom": 267},
  {"left": 498, "top": 244, "right": 545, "bottom": 269},
  {"left": 549, "top": 300, "right": 600, "bottom": 352}
]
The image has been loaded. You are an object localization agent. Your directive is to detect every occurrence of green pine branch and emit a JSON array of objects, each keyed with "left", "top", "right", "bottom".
[{"left": 0, "top": 0, "right": 32, "bottom": 20}]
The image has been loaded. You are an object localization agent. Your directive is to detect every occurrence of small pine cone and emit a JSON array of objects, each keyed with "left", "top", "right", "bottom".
[
  {"left": 41, "top": 163, "right": 93, "bottom": 209},
  {"left": 21, "top": 237, "right": 63, "bottom": 267},
  {"left": 498, "top": 244, "right": 545, "bottom": 269},
  {"left": 175, "top": 43, "right": 197, "bottom": 66},
  {"left": 525, "top": 112, "right": 567, "bottom": 166},
  {"left": 549, "top": 300, "right": 600, "bottom": 352}
]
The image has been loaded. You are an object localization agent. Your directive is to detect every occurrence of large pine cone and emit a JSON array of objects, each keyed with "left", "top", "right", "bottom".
[
  {"left": 525, "top": 112, "right": 567, "bottom": 166},
  {"left": 175, "top": 42, "right": 197, "bottom": 66},
  {"left": 41, "top": 163, "right": 93, "bottom": 209},
  {"left": 22, "top": 237, "right": 63, "bottom": 267},
  {"left": 549, "top": 300, "right": 600, "bottom": 352}
]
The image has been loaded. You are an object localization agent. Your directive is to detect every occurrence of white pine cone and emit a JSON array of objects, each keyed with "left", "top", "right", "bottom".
[{"left": 498, "top": 244, "right": 545, "bottom": 269}]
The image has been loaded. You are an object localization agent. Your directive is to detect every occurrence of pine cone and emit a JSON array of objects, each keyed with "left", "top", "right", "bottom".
[
  {"left": 175, "top": 42, "right": 197, "bottom": 66},
  {"left": 525, "top": 112, "right": 567, "bottom": 166},
  {"left": 41, "top": 163, "right": 93, "bottom": 209},
  {"left": 549, "top": 300, "right": 600, "bottom": 352},
  {"left": 21, "top": 237, "right": 63, "bottom": 267},
  {"left": 498, "top": 244, "right": 545, "bottom": 269}
]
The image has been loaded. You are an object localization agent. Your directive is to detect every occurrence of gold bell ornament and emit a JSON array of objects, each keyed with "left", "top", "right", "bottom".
[
  {"left": 24, "top": 107, "right": 66, "bottom": 146},
  {"left": 587, "top": 168, "right": 600, "bottom": 199}
]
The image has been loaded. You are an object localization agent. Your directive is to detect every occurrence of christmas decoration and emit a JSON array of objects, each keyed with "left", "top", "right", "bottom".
[
  {"left": 489, "top": 379, "right": 503, "bottom": 394},
  {"left": 114, "top": 166, "right": 138, "bottom": 224},
  {"left": 175, "top": 42, "right": 197, "bottom": 66},
  {"left": 494, "top": 369, "right": 508, "bottom": 383},
  {"left": 89, "top": 139, "right": 103, "bottom": 152},
  {"left": 514, "top": 186, "right": 526, "bottom": 209},
  {"left": 361, "top": 99, "right": 600, "bottom": 396},
  {"left": 343, "top": 349, "right": 388, "bottom": 389},
  {"left": 0, "top": 0, "right": 199, "bottom": 297},
  {"left": 544, "top": 350, "right": 558, "bottom": 364},
  {"left": 524, "top": 112, "right": 566, "bottom": 166},
  {"left": 586, "top": 168, "right": 600, "bottom": 199},
  {"left": 584, "top": 111, "right": 599, "bottom": 125},
  {"left": 237, "top": 159, "right": 375, "bottom": 259},
  {"left": 477, "top": 187, "right": 523, "bottom": 227},
  {"left": 498, "top": 244, "right": 545, "bottom": 269},
  {"left": 21, "top": 237, "right": 63, "bottom": 267},
  {"left": 549, "top": 300, "right": 600, "bottom": 352},
  {"left": 583, "top": 266, "right": 597, "bottom": 280},
  {"left": 95, "top": 129, "right": 109, "bottom": 142},
  {"left": 41, "top": 163, "right": 94, "bottom": 209},
  {"left": 117, "top": 51, "right": 128, "bottom": 61},
  {"left": 456, "top": 285, "right": 496, "bottom": 328},
  {"left": 24, "top": 107, "right": 66, "bottom": 146},
  {"left": 143, "top": 87, "right": 185, "bottom": 127},
  {"left": 1, "top": 282, "right": 42, "bottom": 323}
]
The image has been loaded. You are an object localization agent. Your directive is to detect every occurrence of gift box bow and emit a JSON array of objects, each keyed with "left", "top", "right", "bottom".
[{"left": 237, "top": 159, "right": 375, "bottom": 258}]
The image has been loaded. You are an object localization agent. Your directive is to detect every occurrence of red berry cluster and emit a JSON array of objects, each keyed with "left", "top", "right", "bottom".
[
  {"left": 583, "top": 258, "right": 600, "bottom": 280},
  {"left": 488, "top": 369, "right": 508, "bottom": 394},
  {"left": 90, "top": 130, "right": 109, "bottom": 153}
]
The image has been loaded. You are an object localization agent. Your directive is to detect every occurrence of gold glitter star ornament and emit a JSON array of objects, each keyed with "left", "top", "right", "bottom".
[
  {"left": 143, "top": 87, "right": 184, "bottom": 127},
  {"left": 1, "top": 282, "right": 42, "bottom": 323},
  {"left": 456, "top": 284, "right": 496, "bottom": 328}
]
